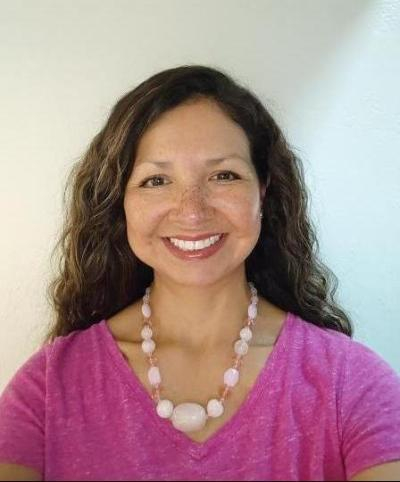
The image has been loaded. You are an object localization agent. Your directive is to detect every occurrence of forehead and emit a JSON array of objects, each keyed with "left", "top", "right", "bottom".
[{"left": 134, "top": 98, "right": 251, "bottom": 163}]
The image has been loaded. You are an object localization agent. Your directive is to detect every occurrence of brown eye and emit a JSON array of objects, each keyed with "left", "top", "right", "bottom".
[
  {"left": 214, "top": 171, "right": 240, "bottom": 181},
  {"left": 140, "top": 176, "right": 168, "bottom": 188}
]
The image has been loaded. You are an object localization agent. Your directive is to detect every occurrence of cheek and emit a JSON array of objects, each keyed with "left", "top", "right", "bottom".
[
  {"left": 125, "top": 193, "right": 152, "bottom": 223},
  {"left": 124, "top": 197, "right": 148, "bottom": 241},
  {"left": 225, "top": 192, "right": 259, "bottom": 222},
  {"left": 124, "top": 195, "right": 164, "bottom": 246}
]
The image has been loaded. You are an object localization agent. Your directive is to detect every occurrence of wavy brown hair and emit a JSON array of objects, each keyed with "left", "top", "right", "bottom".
[{"left": 41, "top": 64, "right": 353, "bottom": 345}]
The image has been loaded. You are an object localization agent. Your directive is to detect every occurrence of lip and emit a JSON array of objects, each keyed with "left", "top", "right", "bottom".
[
  {"left": 162, "top": 233, "right": 228, "bottom": 261},
  {"left": 164, "top": 232, "right": 224, "bottom": 241}
]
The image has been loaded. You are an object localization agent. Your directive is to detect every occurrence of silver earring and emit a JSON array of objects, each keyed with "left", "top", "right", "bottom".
[{"left": 260, "top": 212, "right": 263, "bottom": 219}]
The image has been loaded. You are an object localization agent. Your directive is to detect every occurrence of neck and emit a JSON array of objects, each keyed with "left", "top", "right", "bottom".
[{"left": 147, "top": 271, "right": 254, "bottom": 353}]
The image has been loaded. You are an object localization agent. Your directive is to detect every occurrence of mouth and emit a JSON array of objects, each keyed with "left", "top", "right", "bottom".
[
  {"left": 165, "top": 233, "right": 224, "bottom": 248},
  {"left": 162, "top": 233, "right": 228, "bottom": 260}
]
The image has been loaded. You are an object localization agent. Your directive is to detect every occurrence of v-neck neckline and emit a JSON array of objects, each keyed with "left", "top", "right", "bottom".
[{"left": 99, "top": 311, "right": 293, "bottom": 460}]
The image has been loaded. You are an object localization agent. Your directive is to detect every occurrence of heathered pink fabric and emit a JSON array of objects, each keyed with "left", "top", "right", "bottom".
[{"left": 1, "top": 312, "right": 400, "bottom": 481}]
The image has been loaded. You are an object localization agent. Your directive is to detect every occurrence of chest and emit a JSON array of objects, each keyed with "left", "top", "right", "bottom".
[{"left": 116, "top": 340, "right": 274, "bottom": 443}]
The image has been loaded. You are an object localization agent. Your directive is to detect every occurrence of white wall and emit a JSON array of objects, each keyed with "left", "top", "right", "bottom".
[{"left": 1, "top": 0, "right": 399, "bottom": 391}]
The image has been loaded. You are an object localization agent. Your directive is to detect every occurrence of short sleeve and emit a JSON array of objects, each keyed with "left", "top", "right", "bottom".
[
  {"left": 0, "top": 347, "right": 47, "bottom": 476},
  {"left": 340, "top": 339, "right": 400, "bottom": 480}
]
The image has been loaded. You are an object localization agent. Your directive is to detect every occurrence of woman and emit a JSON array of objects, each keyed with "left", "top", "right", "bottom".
[{"left": 0, "top": 65, "right": 399, "bottom": 481}]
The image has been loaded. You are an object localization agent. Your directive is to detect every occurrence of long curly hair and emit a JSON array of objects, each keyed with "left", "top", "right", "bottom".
[{"left": 41, "top": 64, "right": 353, "bottom": 345}]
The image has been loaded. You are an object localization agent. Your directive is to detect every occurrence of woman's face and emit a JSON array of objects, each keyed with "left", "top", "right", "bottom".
[{"left": 124, "top": 97, "right": 266, "bottom": 286}]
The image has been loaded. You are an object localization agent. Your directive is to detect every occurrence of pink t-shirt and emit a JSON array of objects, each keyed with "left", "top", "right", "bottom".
[{"left": 1, "top": 312, "right": 400, "bottom": 481}]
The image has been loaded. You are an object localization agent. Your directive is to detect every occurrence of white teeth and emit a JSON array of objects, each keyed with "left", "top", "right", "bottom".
[{"left": 169, "top": 234, "right": 222, "bottom": 251}]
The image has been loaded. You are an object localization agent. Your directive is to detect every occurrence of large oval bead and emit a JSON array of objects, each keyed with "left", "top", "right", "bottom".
[{"left": 171, "top": 403, "right": 207, "bottom": 433}]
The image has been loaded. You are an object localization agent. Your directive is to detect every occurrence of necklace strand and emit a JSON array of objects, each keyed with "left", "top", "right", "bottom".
[{"left": 140, "top": 281, "right": 259, "bottom": 433}]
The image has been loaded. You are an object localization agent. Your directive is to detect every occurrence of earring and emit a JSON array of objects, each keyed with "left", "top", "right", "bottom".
[{"left": 260, "top": 212, "right": 263, "bottom": 219}]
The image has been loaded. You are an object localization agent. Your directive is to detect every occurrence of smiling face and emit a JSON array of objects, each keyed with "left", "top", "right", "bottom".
[{"left": 124, "top": 97, "right": 266, "bottom": 287}]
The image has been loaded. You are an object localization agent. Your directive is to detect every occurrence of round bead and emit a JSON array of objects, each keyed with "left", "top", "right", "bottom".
[
  {"left": 141, "top": 339, "right": 156, "bottom": 354},
  {"left": 240, "top": 326, "right": 253, "bottom": 342},
  {"left": 234, "top": 339, "right": 249, "bottom": 356},
  {"left": 207, "top": 399, "right": 224, "bottom": 418},
  {"left": 141, "top": 324, "right": 153, "bottom": 340},
  {"left": 156, "top": 399, "right": 174, "bottom": 419},
  {"left": 141, "top": 303, "right": 151, "bottom": 318},
  {"left": 148, "top": 366, "right": 161, "bottom": 386},
  {"left": 224, "top": 368, "right": 240, "bottom": 387},
  {"left": 248, "top": 303, "right": 258, "bottom": 320},
  {"left": 171, "top": 403, "right": 207, "bottom": 433}
]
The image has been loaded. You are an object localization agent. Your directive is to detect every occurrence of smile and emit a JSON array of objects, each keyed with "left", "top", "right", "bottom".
[
  {"left": 167, "top": 234, "right": 223, "bottom": 251},
  {"left": 162, "top": 234, "right": 228, "bottom": 260}
]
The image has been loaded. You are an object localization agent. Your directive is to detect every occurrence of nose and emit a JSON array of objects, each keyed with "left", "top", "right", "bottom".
[{"left": 172, "top": 185, "right": 214, "bottom": 224}]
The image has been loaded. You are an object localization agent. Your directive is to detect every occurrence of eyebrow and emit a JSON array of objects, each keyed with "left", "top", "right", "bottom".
[{"left": 136, "top": 154, "right": 248, "bottom": 168}]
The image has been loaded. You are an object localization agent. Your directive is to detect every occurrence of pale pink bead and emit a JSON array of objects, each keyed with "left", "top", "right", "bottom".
[
  {"left": 224, "top": 368, "right": 239, "bottom": 387},
  {"left": 148, "top": 366, "right": 161, "bottom": 385},
  {"left": 141, "top": 303, "right": 151, "bottom": 318},
  {"left": 248, "top": 303, "right": 258, "bottom": 319},
  {"left": 142, "top": 339, "right": 156, "bottom": 354},
  {"left": 234, "top": 339, "right": 249, "bottom": 356},
  {"left": 171, "top": 403, "right": 207, "bottom": 432},
  {"left": 240, "top": 326, "right": 253, "bottom": 342},
  {"left": 141, "top": 324, "right": 153, "bottom": 340},
  {"left": 157, "top": 399, "right": 174, "bottom": 419},
  {"left": 207, "top": 399, "right": 224, "bottom": 418}
]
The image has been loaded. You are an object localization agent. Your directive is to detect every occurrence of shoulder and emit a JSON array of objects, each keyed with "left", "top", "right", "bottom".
[
  {"left": 288, "top": 312, "right": 352, "bottom": 357},
  {"left": 286, "top": 314, "right": 367, "bottom": 381},
  {"left": 2, "top": 322, "right": 106, "bottom": 394},
  {"left": 0, "top": 344, "right": 49, "bottom": 405},
  {"left": 288, "top": 313, "right": 400, "bottom": 388},
  {"left": 294, "top": 313, "right": 395, "bottom": 369},
  {"left": 48, "top": 320, "right": 105, "bottom": 365}
]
